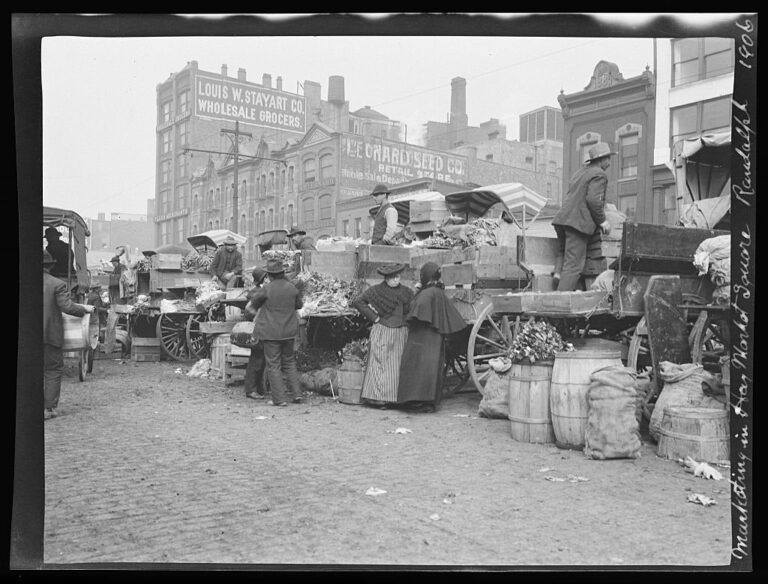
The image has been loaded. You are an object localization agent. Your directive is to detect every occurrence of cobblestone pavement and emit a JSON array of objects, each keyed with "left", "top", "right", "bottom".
[{"left": 43, "top": 358, "right": 733, "bottom": 568}]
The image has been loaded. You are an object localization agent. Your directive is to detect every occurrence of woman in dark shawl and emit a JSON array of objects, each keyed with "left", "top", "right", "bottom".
[
  {"left": 351, "top": 263, "right": 414, "bottom": 408},
  {"left": 396, "top": 262, "right": 468, "bottom": 412}
]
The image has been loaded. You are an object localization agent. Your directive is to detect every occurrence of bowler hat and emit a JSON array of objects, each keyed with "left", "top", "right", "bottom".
[
  {"left": 251, "top": 267, "right": 268, "bottom": 284},
  {"left": 370, "top": 183, "right": 391, "bottom": 196},
  {"left": 376, "top": 263, "right": 405, "bottom": 277},
  {"left": 222, "top": 235, "right": 238, "bottom": 245},
  {"left": 43, "top": 250, "right": 56, "bottom": 265},
  {"left": 264, "top": 258, "right": 285, "bottom": 274},
  {"left": 287, "top": 227, "right": 306, "bottom": 237},
  {"left": 586, "top": 142, "right": 616, "bottom": 163},
  {"left": 44, "top": 227, "right": 61, "bottom": 238}
]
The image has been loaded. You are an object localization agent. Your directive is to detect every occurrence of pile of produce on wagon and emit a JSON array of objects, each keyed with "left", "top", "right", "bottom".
[
  {"left": 261, "top": 249, "right": 300, "bottom": 271},
  {"left": 417, "top": 217, "right": 500, "bottom": 249},
  {"left": 507, "top": 320, "right": 574, "bottom": 363},
  {"left": 160, "top": 298, "right": 197, "bottom": 313},
  {"left": 182, "top": 249, "right": 216, "bottom": 272},
  {"left": 195, "top": 280, "right": 226, "bottom": 311},
  {"left": 419, "top": 230, "right": 462, "bottom": 248},
  {"left": 463, "top": 217, "right": 499, "bottom": 247},
  {"left": 341, "top": 337, "right": 369, "bottom": 364},
  {"left": 295, "top": 271, "right": 365, "bottom": 317},
  {"left": 135, "top": 257, "right": 152, "bottom": 272}
]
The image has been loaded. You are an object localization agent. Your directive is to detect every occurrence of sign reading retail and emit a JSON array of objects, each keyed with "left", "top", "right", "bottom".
[
  {"left": 340, "top": 135, "right": 467, "bottom": 188},
  {"left": 194, "top": 73, "right": 306, "bottom": 133}
]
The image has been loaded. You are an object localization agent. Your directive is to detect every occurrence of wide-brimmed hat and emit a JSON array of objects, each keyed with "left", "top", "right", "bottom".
[
  {"left": 44, "top": 227, "right": 61, "bottom": 238},
  {"left": 376, "top": 263, "right": 405, "bottom": 277},
  {"left": 264, "top": 258, "right": 285, "bottom": 274},
  {"left": 287, "top": 227, "right": 306, "bottom": 237},
  {"left": 420, "top": 261, "right": 441, "bottom": 287},
  {"left": 251, "top": 267, "right": 268, "bottom": 284},
  {"left": 222, "top": 235, "right": 238, "bottom": 245},
  {"left": 43, "top": 250, "right": 56, "bottom": 265},
  {"left": 585, "top": 142, "right": 616, "bottom": 163},
  {"left": 370, "top": 183, "right": 391, "bottom": 196}
]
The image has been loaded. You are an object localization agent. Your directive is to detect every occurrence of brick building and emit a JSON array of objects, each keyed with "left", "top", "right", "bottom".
[{"left": 86, "top": 210, "right": 154, "bottom": 258}]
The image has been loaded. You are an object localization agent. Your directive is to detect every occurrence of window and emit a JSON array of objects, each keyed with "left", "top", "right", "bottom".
[
  {"left": 161, "top": 100, "right": 172, "bottom": 123},
  {"left": 160, "top": 190, "right": 170, "bottom": 214},
  {"left": 303, "top": 199, "right": 315, "bottom": 223},
  {"left": 318, "top": 194, "right": 333, "bottom": 220},
  {"left": 287, "top": 204, "right": 294, "bottom": 227},
  {"left": 280, "top": 169, "right": 286, "bottom": 192},
  {"left": 176, "top": 218, "right": 184, "bottom": 243},
  {"left": 178, "top": 121, "right": 188, "bottom": 147},
  {"left": 619, "top": 134, "right": 639, "bottom": 178},
  {"left": 319, "top": 154, "right": 334, "bottom": 181},
  {"left": 193, "top": 193, "right": 199, "bottom": 210},
  {"left": 485, "top": 154, "right": 494, "bottom": 161},
  {"left": 525, "top": 156, "right": 534, "bottom": 164},
  {"left": 214, "top": 219, "right": 220, "bottom": 229},
  {"left": 208, "top": 220, "right": 213, "bottom": 230},
  {"left": 261, "top": 174, "right": 267, "bottom": 196},
  {"left": 208, "top": 189, "right": 214, "bottom": 207},
  {"left": 259, "top": 210, "right": 266, "bottom": 233},
  {"left": 672, "top": 38, "right": 734, "bottom": 87},
  {"left": 535, "top": 110, "right": 545, "bottom": 141},
  {"left": 671, "top": 96, "right": 731, "bottom": 147},
  {"left": 280, "top": 207, "right": 285, "bottom": 228},
  {"left": 177, "top": 154, "right": 187, "bottom": 178},
  {"left": 215, "top": 187, "right": 221, "bottom": 208},
  {"left": 618, "top": 194, "right": 637, "bottom": 219},
  {"left": 342, "top": 219, "right": 350, "bottom": 237},
  {"left": 287, "top": 166, "right": 294, "bottom": 191},
  {"left": 161, "top": 160, "right": 171, "bottom": 184},
  {"left": 303, "top": 158, "right": 316, "bottom": 183},
  {"left": 162, "top": 130, "right": 171, "bottom": 154},
  {"left": 354, "top": 217, "right": 362, "bottom": 239},
  {"left": 241, "top": 180, "right": 248, "bottom": 201},
  {"left": 269, "top": 171, "right": 275, "bottom": 192},
  {"left": 240, "top": 214, "right": 247, "bottom": 234},
  {"left": 176, "top": 185, "right": 186, "bottom": 208},
  {"left": 268, "top": 208, "right": 274, "bottom": 229},
  {"left": 178, "top": 90, "right": 190, "bottom": 115},
  {"left": 160, "top": 221, "right": 169, "bottom": 245}
]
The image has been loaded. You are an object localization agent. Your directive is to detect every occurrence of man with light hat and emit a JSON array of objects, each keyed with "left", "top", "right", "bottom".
[
  {"left": 369, "top": 183, "right": 399, "bottom": 246},
  {"left": 287, "top": 226, "right": 316, "bottom": 251},
  {"left": 209, "top": 235, "right": 243, "bottom": 290},
  {"left": 551, "top": 141, "right": 616, "bottom": 291},
  {"left": 43, "top": 250, "right": 95, "bottom": 420}
]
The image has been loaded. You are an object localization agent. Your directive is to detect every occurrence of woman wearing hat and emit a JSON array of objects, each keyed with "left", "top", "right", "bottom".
[
  {"left": 209, "top": 236, "right": 243, "bottom": 290},
  {"left": 287, "top": 227, "right": 316, "bottom": 251},
  {"left": 247, "top": 259, "right": 304, "bottom": 406},
  {"left": 369, "top": 184, "right": 399, "bottom": 246},
  {"left": 551, "top": 142, "right": 615, "bottom": 291},
  {"left": 351, "top": 263, "right": 414, "bottom": 407},
  {"left": 396, "top": 262, "right": 468, "bottom": 413}
]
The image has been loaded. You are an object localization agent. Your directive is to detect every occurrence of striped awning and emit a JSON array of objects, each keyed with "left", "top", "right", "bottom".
[
  {"left": 369, "top": 191, "right": 446, "bottom": 225},
  {"left": 445, "top": 183, "right": 547, "bottom": 224}
]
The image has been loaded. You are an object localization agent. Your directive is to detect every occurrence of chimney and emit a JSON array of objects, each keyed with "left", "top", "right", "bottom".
[
  {"left": 276, "top": 76, "right": 283, "bottom": 91},
  {"left": 238, "top": 67, "right": 246, "bottom": 81},
  {"left": 328, "top": 75, "right": 345, "bottom": 103},
  {"left": 450, "top": 77, "right": 468, "bottom": 129},
  {"left": 262, "top": 73, "right": 272, "bottom": 88},
  {"left": 221, "top": 64, "right": 228, "bottom": 77}
]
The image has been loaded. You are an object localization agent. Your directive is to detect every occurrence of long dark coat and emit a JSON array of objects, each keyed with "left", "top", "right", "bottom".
[
  {"left": 44, "top": 271, "right": 88, "bottom": 347},
  {"left": 248, "top": 278, "right": 303, "bottom": 341},
  {"left": 552, "top": 164, "right": 609, "bottom": 236}
]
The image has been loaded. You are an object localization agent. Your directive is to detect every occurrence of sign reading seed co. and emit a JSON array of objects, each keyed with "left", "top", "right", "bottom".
[{"left": 194, "top": 73, "right": 306, "bottom": 133}]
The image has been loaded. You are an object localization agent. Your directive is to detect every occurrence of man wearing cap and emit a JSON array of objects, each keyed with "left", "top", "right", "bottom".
[
  {"left": 209, "top": 236, "right": 243, "bottom": 290},
  {"left": 43, "top": 250, "right": 95, "bottom": 419},
  {"left": 44, "top": 226, "right": 75, "bottom": 279},
  {"left": 242, "top": 267, "right": 269, "bottom": 400},
  {"left": 369, "top": 183, "right": 399, "bottom": 246},
  {"left": 287, "top": 227, "right": 316, "bottom": 251},
  {"left": 247, "top": 259, "right": 304, "bottom": 406},
  {"left": 551, "top": 142, "right": 615, "bottom": 291}
]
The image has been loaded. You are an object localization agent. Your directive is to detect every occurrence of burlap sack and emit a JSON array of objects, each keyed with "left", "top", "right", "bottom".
[
  {"left": 478, "top": 370, "right": 510, "bottom": 419},
  {"left": 584, "top": 366, "right": 641, "bottom": 460}
]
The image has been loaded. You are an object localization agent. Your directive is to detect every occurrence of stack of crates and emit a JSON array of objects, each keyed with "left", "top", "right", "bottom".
[
  {"left": 131, "top": 336, "right": 161, "bottom": 362},
  {"left": 224, "top": 345, "right": 251, "bottom": 386}
]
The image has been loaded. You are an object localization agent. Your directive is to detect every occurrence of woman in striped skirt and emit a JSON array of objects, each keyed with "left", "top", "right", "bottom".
[{"left": 351, "top": 263, "right": 414, "bottom": 407}]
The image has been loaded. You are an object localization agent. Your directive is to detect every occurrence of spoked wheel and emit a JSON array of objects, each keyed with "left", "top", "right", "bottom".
[
  {"left": 467, "top": 304, "right": 514, "bottom": 394},
  {"left": 186, "top": 313, "right": 212, "bottom": 359},
  {"left": 443, "top": 326, "right": 471, "bottom": 396},
  {"left": 627, "top": 316, "right": 656, "bottom": 420},
  {"left": 86, "top": 346, "right": 95, "bottom": 373},
  {"left": 78, "top": 349, "right": 88, "bottom": 382},
  {"left": 157, "top": 313, "right": 194, "bottom": 361}
]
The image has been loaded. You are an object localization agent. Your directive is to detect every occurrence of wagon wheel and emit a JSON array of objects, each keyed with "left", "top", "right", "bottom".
[
  {"left": 156, "top": 313, "right": 193, "bottom": 361},
  {"left": 186, "top": 313, "right": 212, "bottom": 359},
  {"left": 467, "top": 303, "right": 514, "bottom": 394},
  {"left": 86, "top": 346, "right": 95, "bottom": 373},
  {"left": 443, "top": 347, "right": 469, "bottom": 396},
  {"left": 78, "top": 349, "right": 88, "bottom": 382},
  {"left": 626, "top": 316, "right": 657, "bottom": 420}
]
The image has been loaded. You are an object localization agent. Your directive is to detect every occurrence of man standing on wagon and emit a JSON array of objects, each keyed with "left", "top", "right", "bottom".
[
  {"left": 551, "top": 142, "right": 615, "bottom": 291},
  {"left": 369, "top": 183, "right": 399, "bottom": 246}
]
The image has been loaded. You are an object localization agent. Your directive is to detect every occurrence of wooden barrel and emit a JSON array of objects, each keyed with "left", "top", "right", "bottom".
[
  {"left": 657, "top": 406, "right": 729, "bottom": 462},
  {"left": 550, "top": 349, "right": 623, "bottom": 450},
  {"left": 62, "top": 313, "right": 98, "bottom": 352},
  {"left": 210, "top": 333, "right": 230, "bottom": 379},
  {"left": 508, "top": 360, "right": 555, "bottom": 443},
  {"left": 337, "top": 358, "right": 364, "bottom": 404}
]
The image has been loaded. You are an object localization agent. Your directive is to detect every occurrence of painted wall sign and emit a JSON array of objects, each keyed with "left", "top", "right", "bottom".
[
  {"left": 340, "top": 134, "right": 467, "bottom": 191},
  {"left": 194, "top": 73, "right": 306, "bottom": 133}
]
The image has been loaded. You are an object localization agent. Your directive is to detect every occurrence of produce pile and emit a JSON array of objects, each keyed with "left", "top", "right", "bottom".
[
  {"left": 195, "top": 280, "right": 225, "bottom": 311},
  {"left": 507, "top": 320, "right": 574, "bottom": 363},
  {"left": 464, "top": 217, "right": 499, "bottom": 247},
  {"left": 160, "top": 298, "right": 197, "bottom": 313},
  {"left": 181, "top": 249, "right": 215, "bottom": 272},
  {"left": 419, "top": 231, "right": 462, "bottom": 248},
  {"left": 295, "top": 271, "right": 365, "bottom": 317},
  {"left": 135, "top": 257, "right": 152, "bottom": 272},
  {"left": 261, "top": 249, "right": 300, "bottom": 271},
  {"left": 418, "top": 217, "right": 500, "bottom": 248},
  {"left": 341, "top": 337, "right": 369, "bottom": 364}
]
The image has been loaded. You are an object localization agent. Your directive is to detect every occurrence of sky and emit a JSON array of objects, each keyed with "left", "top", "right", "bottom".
[{"left": 37, "top": 13, "right": 739, "bottom": 220}]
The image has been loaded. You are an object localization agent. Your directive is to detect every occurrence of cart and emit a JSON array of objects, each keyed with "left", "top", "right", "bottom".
[{"left": 44, "top": 206, "right": 98, "bottom": 381}]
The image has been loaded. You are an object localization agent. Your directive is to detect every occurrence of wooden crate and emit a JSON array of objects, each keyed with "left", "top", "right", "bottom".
[
  {"left": 441, "top": 263, "right": 477, "bottom": 286},
  {"left": 199, "top": 321, "right": 237, "bottom": 334},
  {"left": 300, "top": 250, "right": 357, "bottom": 279},
  {"left": 409, "top": 200, "right": 450, "bottom": 223},
  {"left": 151, "top": 253, "right": 183, "bottom": 271},
  {"left": 131, "top": 336, "right": 161, "bottom": 362},
  {"left": 621, "top": 222, "right": 728, "bottom": 262},
  {"left": 224, "top": 353, "right": 250, "bottom": 386},
  {"left": 410, "top": 248, "right": 455, "bottom": 269},
  {"left": 356, "top": 244, "right": 411, "bottom": 264},
  {"left": 356, "top": 261, "right": 418, "bottom": 281},
  {"left": 491, "top": 290, "right": 609, "bottom": 315}
]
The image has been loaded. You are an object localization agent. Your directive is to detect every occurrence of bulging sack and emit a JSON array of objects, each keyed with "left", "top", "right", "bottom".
[
  {"left": 230, "top": 320, "right": 258, "bottom": 348},
  {"left": 478, "top": 370, "right": 510, "bottom": 419},
  {"left": 584, "top": 366, "right": 641, "bottom": 460}
]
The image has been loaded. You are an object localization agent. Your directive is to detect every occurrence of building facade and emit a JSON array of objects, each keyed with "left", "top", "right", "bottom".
[
  {"left": 86, "top": 211, "right": 154, "bottom": 258},
  {"left": 650, "top": 37, "right": 735, "bottom": 225},
  {"left": 558, "top": 61, "right": 656, "bottom": 222}
]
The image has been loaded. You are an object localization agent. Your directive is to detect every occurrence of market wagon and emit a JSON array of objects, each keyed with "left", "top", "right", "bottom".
[{"left": 44, "top": 205, "right": 99, "bottom": 381}]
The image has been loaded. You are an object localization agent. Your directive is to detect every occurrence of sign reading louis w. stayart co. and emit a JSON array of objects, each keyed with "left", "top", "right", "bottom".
[{"left": 194, "top": 73, "right": 306, "bottom": 133}]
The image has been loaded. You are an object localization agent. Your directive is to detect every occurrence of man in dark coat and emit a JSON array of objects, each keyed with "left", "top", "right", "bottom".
[
  {"left": 243, "top": 267, "right": 269, "bottom": 400},
  {"left": 551, "top": 142, "right": 615, "bottom": 291},
  {"left": 287, "top": 227, "right": 316, "bottom": 251},
  {"left": 369, "top": 183, "right": 399, "bottom": 245},
  {"left": 209, "top": 235, "right": 243, "bottom": 289},
  {"left": 247, "top": 259, "right": 304, "bottom": 406},
  {"left": 43, "top": 250, "right": 95, "bottom": 419},
  {"left": 44, "top": 226, "right": 75, "bottom": 279}
]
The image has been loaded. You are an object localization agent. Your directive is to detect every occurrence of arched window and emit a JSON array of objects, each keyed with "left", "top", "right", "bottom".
[
  {"left": 240, "top": 213, "right": 247, "bottom": 234},
  {"left": 215, "top": 187, "right": 221, "bottom": 208},
  {"left": 268, "top": 208, "right": 274, "bottom": 229},
  {"left": 224, "top": 217, "right": 229, "bottom": 229},
  {"left": 214, "top": 219, "right": 220, "bottom": 229},
  {"left": 193, "top": 193, "right": 199, "bottom": 210},
  {"left": 303, "top": 198, "right": 315, "bottom": 223},
  {"left": 261, "top": 174, "right": 267, "bottom": 196},
  {"left": 269, "top": 171, "right": 275, "bottom": 192},
  {"left": 255, "top": 177, "right": 260, "bottom": 198},
  {"left": 280, "top": 169, "right": 286, "bottom": 192},
  {"left": 303, "top": 158, "right": 316, "bottom": 183},
  {"left": 280, "top": 207, "right": 285, "bottom": 228},
  {"left": 319, "top": 154, "right": 334, "bottom": 182},
  {"left": 241, "top": 179, "right": 248, "bottom": 200},
  {"left": 287, "top": 166, "right": 294, "bottom": 191},
  {"left": 192, "top": 224, "right": 198, "bottom": 233},
  {"left": 208, "top": 220, "right": 213, "bottom": 230},
  {"left": 209, "top": 189, "right": 214, "bottom": 207},
  {"left": 318, "top": 193, "right": 333, "bottom": 220},
  {"left": 287, "top": 204, "right": 294, "bottom": 227},
  {"left": 259, "top": 210, "right": 266, "bottom": 233}
]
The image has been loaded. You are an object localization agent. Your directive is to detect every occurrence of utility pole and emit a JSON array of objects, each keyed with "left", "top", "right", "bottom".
[{"left": 221, "top": 121, "right": 252, "bottom": 233}]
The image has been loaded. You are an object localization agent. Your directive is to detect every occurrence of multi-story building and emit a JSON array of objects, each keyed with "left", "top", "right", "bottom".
[
  {"left": 558, "top": 60, "right": 656, "bottom": 222},
  {"left": 650, "top": 37, "right": 735, "bottom": 225},
  {"left": 86, "top": 210, "right": 154, "bottom": 258}
]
